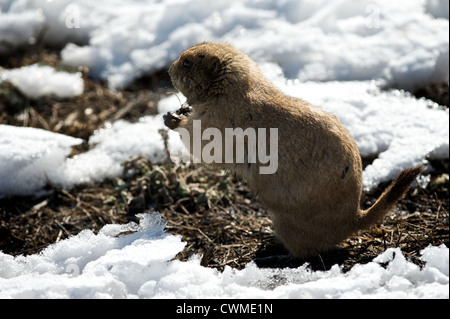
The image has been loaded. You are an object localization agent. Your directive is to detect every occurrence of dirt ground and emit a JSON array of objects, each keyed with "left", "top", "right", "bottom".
[{"left": 1, "top": 48, "right": 448, "bottom": 272}]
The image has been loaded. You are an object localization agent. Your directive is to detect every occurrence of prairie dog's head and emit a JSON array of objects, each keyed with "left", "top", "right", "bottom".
[{"left": 169, "top": 42, "right": 254, "bottom": 104}]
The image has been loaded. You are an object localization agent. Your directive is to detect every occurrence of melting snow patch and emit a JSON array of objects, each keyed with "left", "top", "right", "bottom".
[{"left": 0, "top": 64, "right": 84, "bottom": 99}]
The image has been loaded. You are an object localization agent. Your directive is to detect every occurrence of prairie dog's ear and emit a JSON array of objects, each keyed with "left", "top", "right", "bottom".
[{"left": 207, "top": 56, "right": 221, "bottom": 78}]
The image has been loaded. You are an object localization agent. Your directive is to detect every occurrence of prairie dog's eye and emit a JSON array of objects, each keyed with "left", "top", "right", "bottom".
[{"left": 183, "top": 60, "right": 192, "bottom": 67}]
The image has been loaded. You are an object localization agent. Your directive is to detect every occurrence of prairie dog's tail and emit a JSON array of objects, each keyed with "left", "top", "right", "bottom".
[{"left": 356, "top": 166, "right": 424, "bottom": 230}]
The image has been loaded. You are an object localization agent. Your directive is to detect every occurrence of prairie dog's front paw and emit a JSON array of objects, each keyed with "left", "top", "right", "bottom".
[
  {"left": 163, "top": 104, "right": 192, "bottom": 130},
  {"left": 163, "top": 111, "right": 182, "bottom": 129}
]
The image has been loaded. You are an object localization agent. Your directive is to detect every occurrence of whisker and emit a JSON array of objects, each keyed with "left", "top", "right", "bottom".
[{"left": 167, "top": 91, "right": 183, "bottom": 108}]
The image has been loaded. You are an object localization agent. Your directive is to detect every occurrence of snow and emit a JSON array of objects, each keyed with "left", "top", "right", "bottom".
[
  {"left": 0, "top": 0, "right": 448, "bottom": 298},
  {"left": 59, "top": 0, "right": 449, "bottom": 90},
  {"left": 1, "top": 0, "right": 448, "bottom": 90},
  {"left": 0, "top": 125, "right": 82, "bottom": 198},
  {"left": 0, "top": 64, "right": 84, "bottom": 99},
  {"left": 0, "top": 212, "right": 448, "bottom": 299}
]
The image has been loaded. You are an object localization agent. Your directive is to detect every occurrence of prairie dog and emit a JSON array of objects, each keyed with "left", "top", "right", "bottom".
[{"left": 165, "top": 42, "right": 423, "bottom": 258}]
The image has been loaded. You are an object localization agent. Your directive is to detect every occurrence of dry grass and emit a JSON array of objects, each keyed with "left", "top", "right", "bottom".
[{"left": 0, "top": 48, "right": 448, "bottom": 272}]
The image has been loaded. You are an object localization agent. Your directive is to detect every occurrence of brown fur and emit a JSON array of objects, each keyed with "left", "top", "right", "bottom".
[{"left": 167, "top": 42, "right": 424, "bottom": 258}]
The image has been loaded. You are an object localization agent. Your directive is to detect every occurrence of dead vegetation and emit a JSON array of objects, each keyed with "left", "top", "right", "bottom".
[{"left": 0, "top": 48, "right": 448, "bottom": 272}]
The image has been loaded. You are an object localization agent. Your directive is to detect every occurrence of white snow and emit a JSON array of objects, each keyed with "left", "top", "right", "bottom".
[
  {"left": 1, "top": 0, "right": 448, "bottom": 90},
  {"left": 0, "top": 125, "right": 82, "bottom": 198},
  {"left": 0, "top": 64, "right": 84, "bottom": 99},
  {"left": 59, "top": 0, "right": 449, "bottom": 90},
  {"left": 0, "top": 0, "right": 448, "bottom": 298},
  {"left": 0, "top": 212, "right": 448, "bottom": 299}
]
